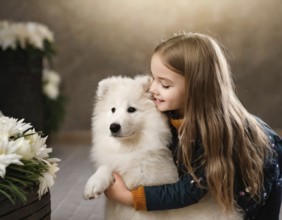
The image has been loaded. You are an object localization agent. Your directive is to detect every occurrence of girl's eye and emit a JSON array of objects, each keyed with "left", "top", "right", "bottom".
[
  {"left": 162, "top": 84, "right": 170, "bottom": 89},
  {"left": 111, "top": 107, "right": 116, "bottom": 113},
  {"left": 127, "top": 107, "right": 136, "bottom": 113}
]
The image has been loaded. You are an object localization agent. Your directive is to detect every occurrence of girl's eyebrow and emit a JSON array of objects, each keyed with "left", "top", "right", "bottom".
[
  {"left": 150, "top": 71, "right": 173, "bottom": 83},
  {"left": 158, "top": 77, "right": 173, "bottom": 83}
]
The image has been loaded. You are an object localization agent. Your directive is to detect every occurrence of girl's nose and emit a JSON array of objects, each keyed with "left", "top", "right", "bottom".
[{"left": 149, "top": 80, "right": 158, "bottom": 94}]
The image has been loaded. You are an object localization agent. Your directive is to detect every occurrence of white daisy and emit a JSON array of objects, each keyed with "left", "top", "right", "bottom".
[
  {"left": 42, "top": 69, "right": 61, "bottom": 100},
  {"left": 38, "top": 159, "right": 60, "bottom": 198},
  {"left": 0, "top": 20, "right": 54, "bottom": 50}
]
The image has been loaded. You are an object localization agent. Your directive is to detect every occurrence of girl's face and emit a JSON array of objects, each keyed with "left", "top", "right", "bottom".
[{"left": 150, "top": 54, "right": 185, "bottom": 115}]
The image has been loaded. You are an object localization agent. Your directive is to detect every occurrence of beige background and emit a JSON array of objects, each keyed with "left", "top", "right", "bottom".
[{"left": 0, "top": 0, "right": 281, "bottom": 132}]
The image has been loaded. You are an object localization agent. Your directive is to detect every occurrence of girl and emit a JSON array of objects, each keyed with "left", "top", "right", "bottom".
[{"left": 105, "top": 33, "right": 282, "bottom": 220}]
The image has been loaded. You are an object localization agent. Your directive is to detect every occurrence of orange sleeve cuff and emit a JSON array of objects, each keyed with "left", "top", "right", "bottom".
[
  {"left": 170, "top": 118, "right": 183, "bottom": 130},
  {"left": 131, "top": 186, "right": 147, "bottom": 210}
]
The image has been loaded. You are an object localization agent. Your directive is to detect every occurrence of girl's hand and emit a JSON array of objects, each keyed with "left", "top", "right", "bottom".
[{"left": 105, "top": 172, "right": 133, "bottom": 207}]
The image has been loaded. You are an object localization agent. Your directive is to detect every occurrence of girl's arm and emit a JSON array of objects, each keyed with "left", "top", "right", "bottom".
[
  {"left": 104, "top": 172, "right": 133, "bottom": 206},
  {"left": 105, "top": 170, "right": 207, "bottom": 211},
  {"left": 133, "top": 172, "right": 207, "bottom": 211}
]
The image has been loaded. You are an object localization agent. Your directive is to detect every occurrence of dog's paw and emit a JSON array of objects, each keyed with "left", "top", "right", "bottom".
[
  {"left": 84, "top": 165, "right": 114, "bottom": 200},
  {"left": 84, "top": 177, "right": 108, "bottom": 200}
]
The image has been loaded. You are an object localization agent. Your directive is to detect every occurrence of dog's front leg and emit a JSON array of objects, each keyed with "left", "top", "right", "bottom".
[{"left": 84, "top": 165, "right": 114, "bottom": 200}]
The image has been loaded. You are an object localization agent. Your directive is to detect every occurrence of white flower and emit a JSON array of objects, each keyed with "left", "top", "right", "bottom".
[
  {"left": 0, "top": 117, "right": 51, "bottom": 161},
  {"left": 0, "top": 134, "right": 24, "bottom": 178},
  {"left": 0, "top": 128, "right": 25, "bottom": 155},
  {"left": 24, "top": 129, "right": 51, "bottom": 159},
  {"left": 43, "top": 69, "right": 61, "bottom": 84},
  {"left": 38, "top": 159, "right": 60, "bottom": 198},
  {"left": 0, "top": 115, "right": 60, "bottom": 201},
  {"left": 0, "top": 20, "right": 54, "bottom": 50},
  {"left": 0, "top": 116, "right": 32, "bottom": 139},
  {"left": 42, "top": 69, "right": 61, "bottom": 100},
  {"left": 0, "top": 154, "right": 23, "bottom": 178},
  {"left": 26, "top": 22, "right": 45, "bottom": 49},
  {"left": 14, "top": 137, "right": 35, "bottom": 160},
  {"left": 32, "top": 22, "right": 54, "bottom": 42},
  {"left": 0, "top": 117, "right": 31, "bottom": 157},
  {"left": 0, "top": 25, "right": 18, "bottom": 49},
  {"left": 43, "top": 83, "right": 60, "bottom": 100}
]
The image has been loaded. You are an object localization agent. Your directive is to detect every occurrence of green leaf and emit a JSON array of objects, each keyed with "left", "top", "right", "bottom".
[
  {"left": 0, "top": 158, "right": 49, "bottom": 203},
  {"left": 5, "top": 176, "right": 29, "bottom": 187},
  {"left": 6, "top": 180, "right": 27, "bottom": 203},
  {"left": 0, "top": 188, "right": 15, "bottom": 205}
]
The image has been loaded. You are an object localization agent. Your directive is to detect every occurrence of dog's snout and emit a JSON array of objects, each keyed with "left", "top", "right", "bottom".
[{"left": 110, "top": 123, "right": 121, "bottom": 133}]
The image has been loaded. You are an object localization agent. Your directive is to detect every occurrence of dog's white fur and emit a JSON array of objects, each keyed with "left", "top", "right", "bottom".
[{"left": 84, "top": 75, "right": 242, "bottom": 220}]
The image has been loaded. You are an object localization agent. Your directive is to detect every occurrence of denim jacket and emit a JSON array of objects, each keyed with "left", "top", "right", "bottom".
[{"left": 143, "top": 117, "right": 282, "bottom": 219}]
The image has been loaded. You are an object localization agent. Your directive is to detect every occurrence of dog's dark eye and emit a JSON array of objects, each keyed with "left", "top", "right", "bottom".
[
  {"left": 111, "top": 107, "right": 116, "bottom": 113},
  {"left": 127, "top": 107, "right": 136, "bottom": 113}
]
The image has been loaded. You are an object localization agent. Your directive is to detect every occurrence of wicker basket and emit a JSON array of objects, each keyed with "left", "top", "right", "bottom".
[
  {"left": 0, "top": 187, "right": 51, "bottom": 220},
  {"left": 0, "top": 47, "right": 44, "bottom": 131}
]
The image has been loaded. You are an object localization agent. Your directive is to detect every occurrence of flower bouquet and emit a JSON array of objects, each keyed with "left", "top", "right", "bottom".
[
  {"left": 0, "top": 20, "right": 55, "bottom": 58},
  {"left": 0, "top": 115, "right": 60, "bottom": 204},
  {"left": 0, "top": 20, "right": 66, "bottom": 136}
]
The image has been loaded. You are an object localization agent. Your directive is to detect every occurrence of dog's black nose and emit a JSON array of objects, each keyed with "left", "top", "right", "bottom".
[{"left": 110, "top": 123, "right": 121, "bottom": 133}]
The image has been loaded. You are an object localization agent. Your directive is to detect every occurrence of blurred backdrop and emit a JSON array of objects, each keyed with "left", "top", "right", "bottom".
[{"left": 0, "top": 0, "right": 281, "bottom": 135}]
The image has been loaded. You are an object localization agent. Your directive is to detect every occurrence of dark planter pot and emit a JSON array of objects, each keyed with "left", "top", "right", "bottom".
[
  {"left": 0, "top": 47, "right": 44, "bottom": 131},
  {"left": 0, "top": 187, "right": 51, "bottom": 220}
]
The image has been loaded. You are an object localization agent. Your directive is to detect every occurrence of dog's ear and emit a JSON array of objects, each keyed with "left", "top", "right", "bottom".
[
  {"left": 97, "top": 77, "right": 117, "bottom": 98},
  {"left": 134, "top": 75, "right": 153, "bottom": 92}
]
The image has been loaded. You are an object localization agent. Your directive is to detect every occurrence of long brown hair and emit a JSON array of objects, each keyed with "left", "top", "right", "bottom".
[{"left": 154, "top": 33, "right": 272, "bottom": 212}]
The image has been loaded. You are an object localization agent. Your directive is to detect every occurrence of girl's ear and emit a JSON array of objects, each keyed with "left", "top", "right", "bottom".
[{"left": 134, "top": 75, "right": 153, "bottom": 92}]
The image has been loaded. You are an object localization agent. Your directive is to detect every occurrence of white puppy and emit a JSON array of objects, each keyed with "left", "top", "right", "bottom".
[{"left": 84, "top": 75, "right": 242, "bottom": 220}]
